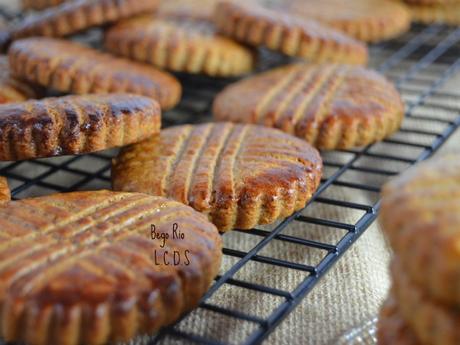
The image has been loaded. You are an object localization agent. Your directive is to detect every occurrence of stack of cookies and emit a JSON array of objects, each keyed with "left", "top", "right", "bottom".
[
  {"left": 378, "top": 154, "right": 460, "bottom": 345},
  {"left": 0, "top": 0, "right": 414, "bottom": 344}
]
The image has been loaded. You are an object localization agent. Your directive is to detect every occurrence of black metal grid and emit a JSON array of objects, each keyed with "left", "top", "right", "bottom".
[{"left": 1, "top": 3, "right": 460, "bottom": 344}]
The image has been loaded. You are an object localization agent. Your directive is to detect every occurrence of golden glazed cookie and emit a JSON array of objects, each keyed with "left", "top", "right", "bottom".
[
  {"left": 213, "top": 64, "right": 405, "bottom": 150},
  {"left": 392, "top": 260, "right": 460, "bottom": 345},
  {"left": 408, "top": 3, "right": 460, "bottom": 25},
  {"left": 105, "top": 14, "right": 254, "bottom": 77},
  {"left": 9, "top": 38, "right": 181, "bottom": 110},
  {"left": 0, "top": 177, "right": 10, "bottom": 202},
  {"left": 10, "top": 0, "right": 160, "bottom": 40},
  {"left": 377, "top": 295, "right": 421, "bottom": 345},
  {"left": 112, "top": 122, "right": 323, "bottom": 232},
  {"left": 0, "top": 190, "right": 222, "bottom": 345},
  {"left": 266, "top": 0, "right": 411, "bottom": 43},
  {"left": 0, "top": 93, "right": 161, "bottom": 161},
  {"left": 380, "top": 154, "right": 460, "bottom": 305},
  {"left": 21, "top": 0, "right": 66, "bottom": 10},
  {"left": 0, "top": 56, "right": 37, "bottom": 104},
  {"left": 214, "top": 0, "right": 368, "bottom": 65}
]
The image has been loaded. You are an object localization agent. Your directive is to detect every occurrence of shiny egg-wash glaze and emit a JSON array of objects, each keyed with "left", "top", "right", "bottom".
[
  {"left": 0, "top": 94, "right": 161, "bottom": 161},
  {"left": 8, "top": 38, "right": 181, "bottom": 110},
  {"left": 112, "top": 122, "right": 323, "bottom": 232},
  {"left": 0, "top": 191, "right": 222, "bottom": 345},
  {"left": 213, "top": 64, "right": 405, "bottom": 150}
]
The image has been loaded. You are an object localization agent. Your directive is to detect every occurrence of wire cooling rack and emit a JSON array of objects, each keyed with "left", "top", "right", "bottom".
[{"left": 1, "top": 3, "right": 460, "bottom": 344}]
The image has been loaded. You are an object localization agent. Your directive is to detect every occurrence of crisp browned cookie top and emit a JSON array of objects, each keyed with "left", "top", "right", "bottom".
[
  {"left": 11, "top": 0, "right": 160, "bottom": 39},
  {"left": 0, "top": 190, "right": 222, "bottom": 345},
  {"left": 213, "top": 63, "right": 405, "bottom": 150},
  {"left": 214, "top": 0, "right": 369, "bottom": 65},
  {"left": 112, "top": 122, "right": 323, "bottom": 232},
  {"left": 8, "top": 38, "right": 181, "bottom": 110},
  {"left": 0, "top": 93, "right": 161, "bottom": 161}
]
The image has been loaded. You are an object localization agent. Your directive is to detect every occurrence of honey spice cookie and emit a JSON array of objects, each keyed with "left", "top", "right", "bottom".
[
  {"left": 21, "top": 0, "right": 66, "bottom": 11},
  {"left": 0, "top": 190, "right": 222, "bottom": 345},
  {"left": 8, "top": 38, "right": 181, "bottom": 110},
  {"left": 0, "top": 56, "right": 37, "bottom": 104},
  {"left": 105, "top": 15, "right": 254, "bottom": 77},
  {"left": 407, "top": 3, "right": 460, "bottom": 25},
  {"left": 0, "top": 94, "right": 161, "bottom": 161},
  {"left": 213, "top": 64, "right": 405, "bottom": 150},
  {"left": 112, "top": 122, "right": 323, "bottom": 232},
  {"left": 0, "top": 176, "right": 10, "bottom": 202},
  {"left": 380, "top": 154, "right": 460, "bottom": 305},
  {"left": 269, "top": 0, "right": 411, "bottom": 43},
  {"left": 214, "top": 0, "right": 368, "bottom": 65},
  {"left": 10, "top": 0, "right": 160, "bottom": 40}
]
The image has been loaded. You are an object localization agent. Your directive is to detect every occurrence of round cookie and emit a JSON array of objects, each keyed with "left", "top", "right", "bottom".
[
  {"left": 112, "top": 122, "right": 323, "bottom": 232},
  {"left": 0, "top": 176, "right": 10, "bottom": 202},
  {"left": 380, "top": 154, "right": 460, "bottom": 305},
  {"left": 105, "top": 14, "right": 254, "bottom": 77},
  {"left": 0, "top": 94, "right": 161, "bottom": 161},
  {"left": 10, "top": 0, "right": 160, "bottom": 40},
  {"left": 214, "top": 0, "right": 368, "bottom": 65},
  {"left": 407, "top": 3, "right": 460, "bottom": 25},
  {"left": 0, "top": 190, "right": 222, "bottom": 345},
  {"left": 9, "top": 38, "right": 181, "bottom": 110},
  {"left": 21, "top": 0, "right": 66, "bottom": 10},
  {"left": 262, "top": 0, "right": 411, "bottom": 43},
  {"left": 0, "top": 56, "right": 37, "bottom": 104},
  {"left": 213, "top": 63, "right": 404, "bottom": 150},
  {"left": 378, "top": 295, "right": 421, "bottom": 345},
  {"left": 392, "top": 260, "right": 460, "bottom": 345}
]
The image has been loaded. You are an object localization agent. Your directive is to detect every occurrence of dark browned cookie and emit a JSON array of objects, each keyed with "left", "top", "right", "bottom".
[
  {"left": 0, "top": 93, "right": 161, "bottom": 161},
  {"left": 9, "top": 38, "right": 181, "bottom": 110},
  {"left": 214, "top": 0, "right": 368, "bottom": 65},
  {"left": 213, "top": 63, "right": 405, "bottom": 150},
  {"left": 0, "top": 190, "right": 222, "bottom": 345},
  {"left": 112, "top": 122, "right": 323, "bottom": 232},
  {"left": 11, "top": 0, "right": 160, "bottom": 39}
]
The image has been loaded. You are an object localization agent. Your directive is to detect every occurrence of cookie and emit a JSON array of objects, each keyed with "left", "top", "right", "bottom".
[
  {"left": 112, "top": 122, "right": 323, "bottom": 232},
  {"left": 21, "top": 0, "right": 65, "bottom": 10},
  {"left": 157, "top": 0, "right": 218, "bottom": 20},
  {"left": 0, "top": 56, "right": 37, "bottom": 104},
  {"left": 262, "top": 0, "right": 411, "bottom": 43},
  {"left": 213, "top": 63, "right": 404, "bottom": 150},
  {"left": 0, "top": 190, "right": 222, "bottom": 345},
  {"left": 407, "top": 3, "right": 460, "bottom": 25},
  {"left": 377, "top": 295, "right": 420, "bottom": 345},
  {"left": 0, "top": 177, "right": 10, "bottom": 202},
  {"left": 214, "top": 0, "right": 368, "bottom": 65},
  {"left": 404, "top": 0, "right": 460, "bottom": 4},
  {"left": 0, "top": 93, "right": 161, "bottom": 161},
  {"left": 10, "top": 0, "right": 160, "bottom": 40},
  {"left": 380, "top": 154, "right": 460, "bottom": 305},
  {"left": 392, "top": 260, "right": 460, "bottom": 345},
  {"left": 9, "top": 38, "right": 181, "bottom": 110},
  {"left": 105, "top": 14, "right": 254, "bottom": 77}
]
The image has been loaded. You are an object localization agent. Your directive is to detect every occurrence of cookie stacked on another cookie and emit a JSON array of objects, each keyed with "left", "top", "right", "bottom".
[
  {"left": 378, "top": 154, "right": 460, "bottom": 345},
  {"left": 213, "top": 63, "right": 405, "bottom": 150},
  {"left": 104, "top": 0, "right": 255, "bottom": 77}
]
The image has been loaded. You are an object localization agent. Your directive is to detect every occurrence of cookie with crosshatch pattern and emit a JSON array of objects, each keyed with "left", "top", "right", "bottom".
[
  {"left": 258, "top": 0, "right": 411, "bottom": 43},
  {"left": 0, "top": 93, "right": 161, "bottom": 161},
  {"left": 0, "top": 190, "right": 222, "bottom": 345},
  {"left": 8, "top": 38, "right": 181, "bottom": 110},
  {"left": 380, "top": 153, "right": 460, "bottom": 306},
  {"left": 10, "top": 0, "right": 160, "bottom": 40},
  {"left": 112, "top": 122, "right": 323, "bottom": 232},
  {"left": 377, "top": 295, "right": 421, "bottom": 345},
  {"left": 213, "top": 63, "right": 405, "bottom": 150},
  {"left": 214, "top": 0, "right": 368, "bottom": 65},
  {"left": 105, "top": 14, "right": 254, "bottom": 77}
]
